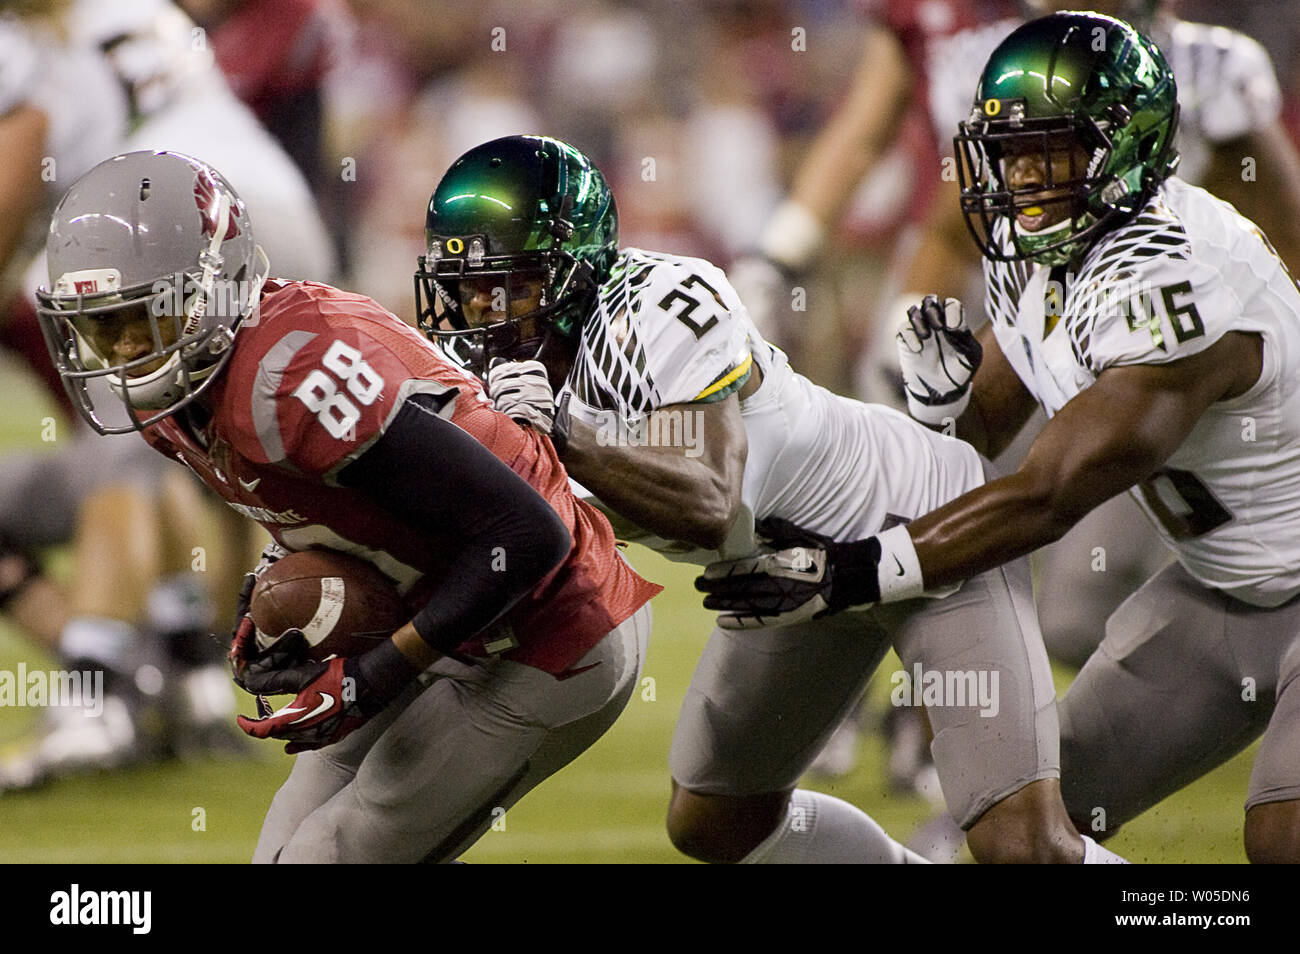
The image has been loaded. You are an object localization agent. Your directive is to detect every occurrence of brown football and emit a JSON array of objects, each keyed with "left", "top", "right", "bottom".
[{"left": 249, "top": 549, "right": 409, "bottom": 660}]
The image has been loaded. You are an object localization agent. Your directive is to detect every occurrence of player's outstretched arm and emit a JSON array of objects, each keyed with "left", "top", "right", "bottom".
[
  {"left": 560, "top": 394, "right": 748, "bottom": 552},
  {"left": 698, "top": 330, "right": 1262, "bottom": 628},
  {"left": 909, "top": 331, "right": 1263, "bottom": 590}
]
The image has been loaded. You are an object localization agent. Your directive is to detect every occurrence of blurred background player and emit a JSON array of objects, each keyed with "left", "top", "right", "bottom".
[{"left": 0, "top": 0, "right": 337, "bottom": 787}]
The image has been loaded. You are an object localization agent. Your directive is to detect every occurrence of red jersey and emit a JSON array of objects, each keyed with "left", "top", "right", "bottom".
[{"left": 144, "top": 281, "right": 660, "bottom": 675}]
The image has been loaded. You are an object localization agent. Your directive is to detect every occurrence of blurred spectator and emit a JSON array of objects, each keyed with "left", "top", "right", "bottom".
[
  {"left": 175, "top": 0, "right": 353, "bottom": 271},
  {"left": 323, "top": 1, "right": 542, "bottom": 316},
  {"left": 176, "top": 0, "right": 349, "bottom": 188},
  {"left": 1176, "top": 0, "right": 1300, "bottom": 148},
  {"left": 318, "top": 0, "right": 872, "bottom": 336}
]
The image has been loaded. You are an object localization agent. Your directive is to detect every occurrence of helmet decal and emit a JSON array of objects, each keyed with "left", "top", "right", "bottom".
[
  {"left": 53, "top": 268, "right": 122, "bottom": 296},
  {"left": 194, "top": 168, "right": 242, "bottom": 241}
]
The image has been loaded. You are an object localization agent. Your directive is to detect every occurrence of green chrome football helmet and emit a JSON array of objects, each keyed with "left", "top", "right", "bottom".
[
  {"left": 955, "top": 11, "right": 1179, "bottom": 265},
  {"left": 415, "top": 135, "right": 618, "bottom": 377}
]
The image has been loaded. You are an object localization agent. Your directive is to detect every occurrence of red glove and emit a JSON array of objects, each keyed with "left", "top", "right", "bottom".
[
  {"left": 235, "top": 640, "right": 417, "bottom": 754},
  {"left": 236, "top": 657, "right": 367, "bottom": 754}
]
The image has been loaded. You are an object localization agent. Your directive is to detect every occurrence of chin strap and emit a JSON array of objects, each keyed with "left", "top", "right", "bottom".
[{"left": 185, "top": 192, "right": 231, "bottom": 335}]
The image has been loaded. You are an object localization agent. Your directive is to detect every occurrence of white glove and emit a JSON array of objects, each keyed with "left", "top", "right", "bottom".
[
  {"left": 486, "top": 359, "right": 555, "bottom": 435},
  {"left": 896, "top": 295, "right": 983, "bottom": 427}
]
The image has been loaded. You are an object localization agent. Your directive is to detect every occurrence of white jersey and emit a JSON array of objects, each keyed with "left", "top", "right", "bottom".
[
  {"left": 561, "top": 248, "right": 985, "bottom": 564},
  {"left": 0, "top": 0, "right": 334, "bottom": 283},
  {"left": 984, "top": 178, "right": 1300, "bottom": 607}
]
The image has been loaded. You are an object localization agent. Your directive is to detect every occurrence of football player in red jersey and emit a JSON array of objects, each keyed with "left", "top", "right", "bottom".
[{"left": 34, "top": 149, "right": 660, "bottom": 863}]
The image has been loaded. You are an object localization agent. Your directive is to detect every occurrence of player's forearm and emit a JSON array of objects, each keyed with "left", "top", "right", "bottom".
[
  {"left": 390, "top": 620, "right": 440, "bottom": 671},
  {"left": 909, "top": 358, "right": 1224, "bottom": 588},
  {"left": 905, "top": 468, "right": 1082, "bottom": 589},
  {"left": 405, "top": 513, "right": 569, "bottom": 650},
  {"left": 340, "top": 397, "right": 573, "bottom": 653},
  {"left": 952, "top": 402, "right": 991, "bottom": 458},
  {"left": 562, "top": 416, "right": 742, "bottom": 551},
  {"left": 956, "top": 325, "right": 1038, "bottom": 460}
]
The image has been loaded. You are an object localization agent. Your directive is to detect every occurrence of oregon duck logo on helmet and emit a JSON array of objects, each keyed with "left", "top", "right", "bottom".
[
  {"left": 414, "top": 135, "right": 618, "bottom": 378},
  {"left": 954, "top": 12, "right": 1180, "bottom": 266}
]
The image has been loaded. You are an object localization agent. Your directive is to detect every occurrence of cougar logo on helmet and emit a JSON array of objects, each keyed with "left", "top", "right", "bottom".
[{"left": 195, "top": 169, "right": 242, "bottom": 241}]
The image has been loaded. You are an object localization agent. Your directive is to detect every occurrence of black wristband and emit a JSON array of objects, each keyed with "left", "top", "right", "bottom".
[
  {"left": 349, "top": 639, "right": 418, "bottom": 715},
  {"left": 826, "top": 537, "right": 884, "bottom": 610}
]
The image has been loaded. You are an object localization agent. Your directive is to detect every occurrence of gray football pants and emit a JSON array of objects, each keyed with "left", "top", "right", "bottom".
[
  {"left": 253, "top": 604, "right": 651, "bottom": 863},
  {"left": 1061, "top": 561, "right": 1300, "bottom": 832},
  {"left": 671, "top": 557, "right": 1058, "bottom": 830}
]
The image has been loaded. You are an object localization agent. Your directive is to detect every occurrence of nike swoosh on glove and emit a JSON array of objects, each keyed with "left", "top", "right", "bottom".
[
  {"left": 897, "top": 295, "right": 982, "bottom": 427},
  {"left": 487, "top": 359, "right": 555, "bottom": 435},
  {"left": 235, "top": 640, "right": 416, "bottom": 753},
  {"left": 694, "top": 517, "right": 884, "bottom": 630}
]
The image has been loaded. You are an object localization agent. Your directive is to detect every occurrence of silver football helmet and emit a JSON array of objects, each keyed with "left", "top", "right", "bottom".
[{"left": 36, "top": 151, "right": 270, "bottom": 434}]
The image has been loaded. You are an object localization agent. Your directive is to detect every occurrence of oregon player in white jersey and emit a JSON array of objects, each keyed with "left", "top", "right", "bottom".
[
  {"left": 416, "top": 136, "right": 1125, "bottom": 864},
  {"left": 701, "top": 12, "right": 1300, "bottom": 862},
  {"left": 562, "top": 247, "right": 984, "bottom": 565},
  {"left": 985, "top": 178, "right": 1300, "bottom": 604},
  {"left": 738, "top": 0, "right": 1300, "bottom": 678}
]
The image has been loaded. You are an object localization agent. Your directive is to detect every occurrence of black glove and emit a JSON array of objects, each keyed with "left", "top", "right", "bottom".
[{"left": 694, "top": 517, "right": 884, "bottom": 630}]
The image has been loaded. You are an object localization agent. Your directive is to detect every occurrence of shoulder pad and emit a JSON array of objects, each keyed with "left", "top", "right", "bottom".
[{"left": 1065, "top": 196, "right": 1235, "bottom": 373}]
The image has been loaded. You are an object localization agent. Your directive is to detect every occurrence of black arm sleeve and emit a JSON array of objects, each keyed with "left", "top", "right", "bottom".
[{"left": 338, "top": 395, "right": 572, "bottom": 652}]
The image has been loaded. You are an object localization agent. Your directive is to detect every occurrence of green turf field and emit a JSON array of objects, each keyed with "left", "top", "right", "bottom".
[{"left": 0, "top": 359, "right": 1256, "bottom": 863}]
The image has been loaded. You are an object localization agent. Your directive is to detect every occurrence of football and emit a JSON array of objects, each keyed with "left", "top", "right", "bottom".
[{"left": 248, "top": 549, "right": 409, "bottom": 660}]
